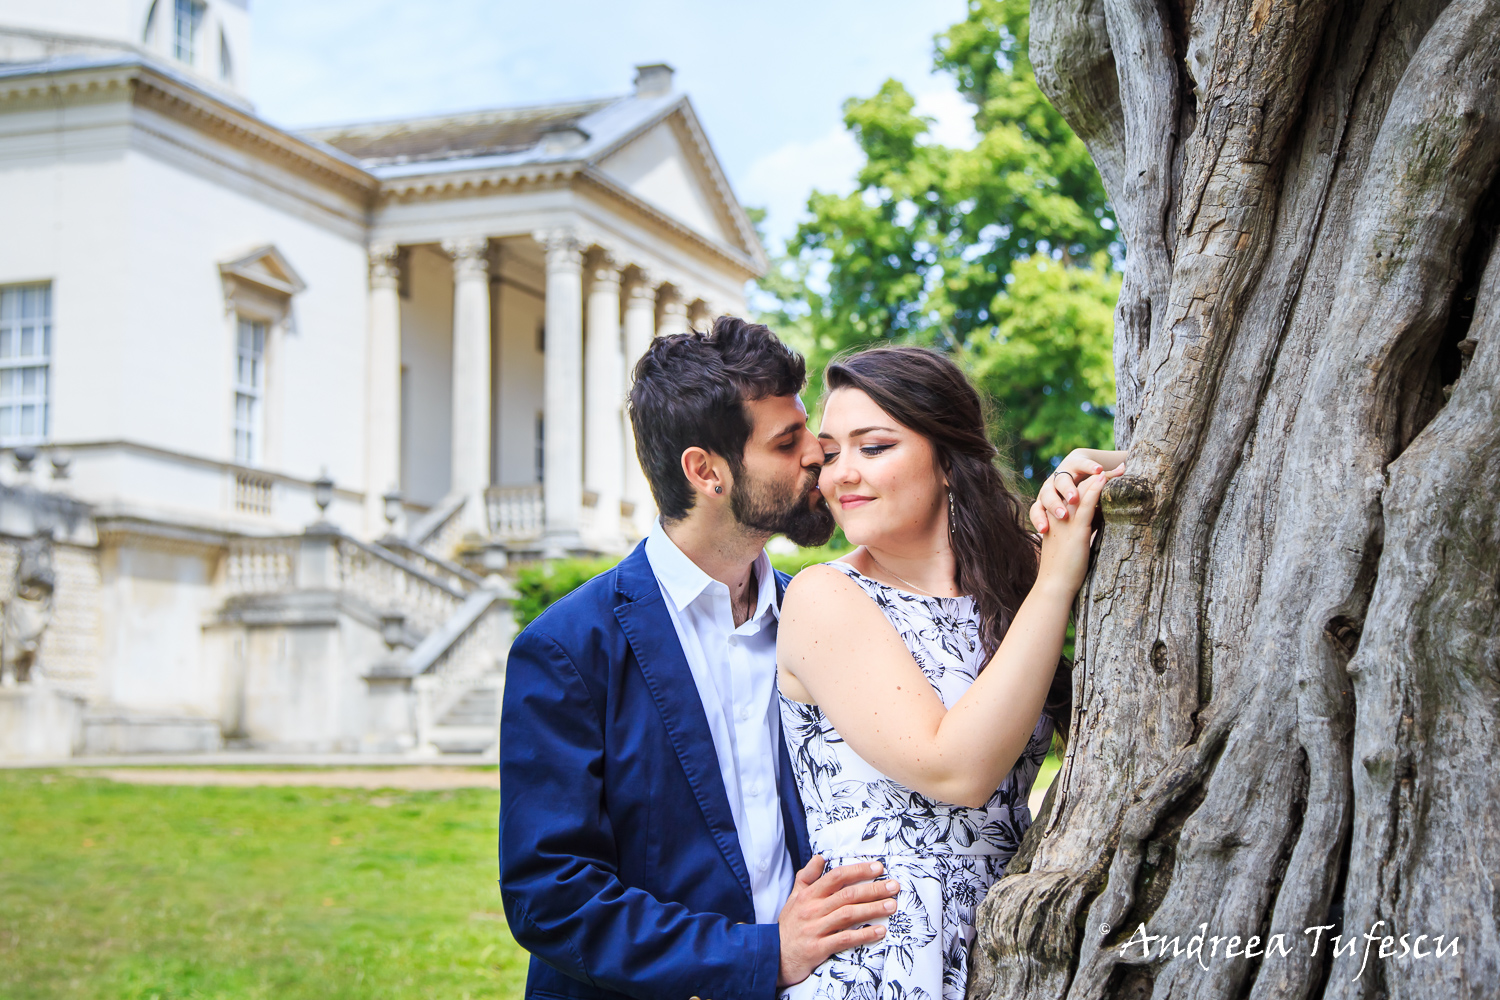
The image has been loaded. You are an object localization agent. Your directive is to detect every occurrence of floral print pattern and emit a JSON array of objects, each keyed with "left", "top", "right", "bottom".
[{"left": 778, "top": 562, "right": 1053, "bottom": 1000}]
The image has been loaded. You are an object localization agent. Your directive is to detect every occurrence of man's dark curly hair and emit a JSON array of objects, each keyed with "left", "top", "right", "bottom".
[{"left": 628, "top": 316, "right": 806, "bottom": 521}]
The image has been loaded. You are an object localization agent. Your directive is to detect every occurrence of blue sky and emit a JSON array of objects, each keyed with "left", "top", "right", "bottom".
[{"left": 249, "top": 0, "right": 977, "bottom": 248}]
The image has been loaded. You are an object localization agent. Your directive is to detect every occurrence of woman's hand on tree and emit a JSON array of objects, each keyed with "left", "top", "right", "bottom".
[
  {"left": 1029, "top": 449, "right": 1128, "bottom": 534},
  {"left": 1036, "top": 469, "right": 1114, "bottom": 595}
]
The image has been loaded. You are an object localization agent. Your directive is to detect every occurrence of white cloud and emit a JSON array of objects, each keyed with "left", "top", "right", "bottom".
[
  {"left": 737, "top": 126, "right": 864, "bottom": 252},
  {"left": 912, "top": 83, "right": 980, "bottom": 149}
]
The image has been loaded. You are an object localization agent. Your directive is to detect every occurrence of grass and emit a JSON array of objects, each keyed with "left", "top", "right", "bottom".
[
  {"left": 0, "top": 769, "right": 527, "bottom": 1000},
  {"left": 1036, "top": 748, "right": 1062, "bottom": 798}
]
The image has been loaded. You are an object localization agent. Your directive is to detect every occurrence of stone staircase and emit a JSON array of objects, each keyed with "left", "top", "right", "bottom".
[
  {"left": 218, "top": 498, "right": 517, "bottom": 756},
  {"left": 426, "top": 674, "right": 502, "bottom": 754}
]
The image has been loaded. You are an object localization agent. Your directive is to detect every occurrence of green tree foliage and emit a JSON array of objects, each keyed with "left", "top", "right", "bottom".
[
  {"left": 512, "top": 556, "right": 621, "bottom": 628},
  {"left": 966, "top": 254, "right": 1119, "bottom": 476},
  {"left": 756, "top": 0, "right": 1120, "bottom": 478}
]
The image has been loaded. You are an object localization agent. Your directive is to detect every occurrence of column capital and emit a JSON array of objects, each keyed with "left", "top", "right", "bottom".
[
  {"left": 442, "top": 236, "right": 491, "bottom": 277},
  {"left": 368, "top": 243, "right": 401, "bottom": 290},
  {"left": 590, "top": 251, "right": 623, "bottom": 288},
  {"left": 535, "top": 228, "right": 585, "bottom": 272},
  {"left": 626, "top": 277, "right": 658, "bottom": 304}
]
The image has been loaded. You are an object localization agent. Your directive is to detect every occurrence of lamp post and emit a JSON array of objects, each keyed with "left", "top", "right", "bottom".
[
  {"left": 311, "top": 469, "right": 335, "bottom": 529},
  {"left": 382, "top": 487, "right": 404, "bottom": 537}
]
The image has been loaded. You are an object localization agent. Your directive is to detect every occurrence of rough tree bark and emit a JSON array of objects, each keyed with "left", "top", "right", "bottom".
[{"left": 969, "top": 0, "right": 1500, "bottom": 997}]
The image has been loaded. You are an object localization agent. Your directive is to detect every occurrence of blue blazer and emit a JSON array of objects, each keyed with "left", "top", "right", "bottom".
[{"left": 499, "top": 540, "right": 814, "bottom": 1000}]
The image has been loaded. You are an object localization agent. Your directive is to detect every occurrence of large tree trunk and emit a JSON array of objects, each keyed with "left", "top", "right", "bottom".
[{"left": 969, "top": 0, "right": 1500, "bottom": 997}]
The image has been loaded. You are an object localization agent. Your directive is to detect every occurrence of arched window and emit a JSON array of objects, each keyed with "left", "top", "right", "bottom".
[
  {"left": 219, "top": 28, "right": 233, "bottom": 82},
  {"left": 141, "top": 0, "right": 158, "bottom": 44},
  {"left": 173, "top": 0, "right": 205, "bottom": 65}
]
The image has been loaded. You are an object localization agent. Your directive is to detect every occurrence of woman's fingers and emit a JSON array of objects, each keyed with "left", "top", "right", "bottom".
[
  {"left": 1029, "top": 497, "right": 1049, "bottom": 534},
  {"left": 1073, "top": 472, "right": 1108, "bottom": 523}
]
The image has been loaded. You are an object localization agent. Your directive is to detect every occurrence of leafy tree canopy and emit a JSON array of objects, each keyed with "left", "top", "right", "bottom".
[{"left": 755, "top": 0, "right": 1121, "bottom": 478}]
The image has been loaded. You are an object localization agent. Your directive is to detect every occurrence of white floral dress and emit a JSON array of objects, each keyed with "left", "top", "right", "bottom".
[{"left": 778, "top": 561, "right": 1053, "bottom": 1000}]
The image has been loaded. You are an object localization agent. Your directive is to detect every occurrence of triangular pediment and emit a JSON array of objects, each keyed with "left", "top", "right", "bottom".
[
  {"left": 595, "top": 108, "right": 760, "bottom": 261},
  {"left": 218, "top": 245, "right": 307, "bottom": 297}
]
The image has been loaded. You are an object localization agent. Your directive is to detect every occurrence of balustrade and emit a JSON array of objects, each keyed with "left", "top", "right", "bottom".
[
  {"left": 485, "top": 485, "right": 543, "bottom": 540},
  {"left": 225, "top": 537, "right": 297, "bottom": 594}
]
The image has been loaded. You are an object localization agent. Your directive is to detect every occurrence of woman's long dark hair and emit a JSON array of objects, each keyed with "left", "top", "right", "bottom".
[
  {"left": 824, "top": 346, "right": 1072, "bottom": 741},
  {"left": 824, "top": 345, "right": 1034, "bottom": 653}
]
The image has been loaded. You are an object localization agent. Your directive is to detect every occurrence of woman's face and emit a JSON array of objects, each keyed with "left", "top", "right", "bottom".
[{"left": 817, "top": 387, "right": 947, "bottom": 548}]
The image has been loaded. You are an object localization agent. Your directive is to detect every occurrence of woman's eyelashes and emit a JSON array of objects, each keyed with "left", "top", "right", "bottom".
[{"left": 820, "top": 442, "right": 894, "bottom": 464}]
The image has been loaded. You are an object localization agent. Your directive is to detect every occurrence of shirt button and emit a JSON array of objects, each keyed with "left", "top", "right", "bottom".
[
  {"left": 738, "top": 706, "right": 750, "bottom": 722},
  {"left": 747, "top": 782, "right": 761, "bottom": 796},
  {"left": 758, "top": 860, "right": 769, "bottom": 872},
  {"left": 727, "top": 635, "right": 739, "bottom": 646}
]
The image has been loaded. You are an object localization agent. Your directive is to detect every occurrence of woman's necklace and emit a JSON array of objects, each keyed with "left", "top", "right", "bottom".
[{"left": 866, "top": 551, "right": 946, "bottom": 598}]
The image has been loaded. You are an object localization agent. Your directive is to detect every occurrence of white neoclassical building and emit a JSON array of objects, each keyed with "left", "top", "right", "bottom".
[{"left": 0, "top": 0, "right": 765, "bottom": 758}]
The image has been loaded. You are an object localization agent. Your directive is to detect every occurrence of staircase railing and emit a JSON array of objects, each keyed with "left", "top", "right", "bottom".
[
  {"left": 224, "top": 526, "right": 514, "bottom": 756},
  {"left": 406, "top": 492, "right": 468, "bottom": 556},
  {"left": 333, "top": 535, "right": 466, "bottom": 634},
  {"left": 411, "top": 587, "right": 514, "bottom": 750},
  {"left": 378, "top": 536, "right": 486, "bottom": 594}
]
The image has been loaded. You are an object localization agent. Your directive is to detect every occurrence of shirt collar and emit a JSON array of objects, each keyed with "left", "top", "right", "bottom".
[{"left": 645, "top": 517, "right": 779, "bottom": 623}]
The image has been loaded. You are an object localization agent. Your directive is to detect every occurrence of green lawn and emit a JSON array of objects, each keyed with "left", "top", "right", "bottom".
[{"left": 0, "top": 770, "right": 527, "bottom": 1000}]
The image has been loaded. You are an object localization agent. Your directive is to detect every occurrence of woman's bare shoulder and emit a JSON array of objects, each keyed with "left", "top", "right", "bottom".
[
  {"left": 782, "top": 561, "right": 865, "bottom": 609},
  {"left": 781, "top": 561, "right": 893, "bottom": 639}
]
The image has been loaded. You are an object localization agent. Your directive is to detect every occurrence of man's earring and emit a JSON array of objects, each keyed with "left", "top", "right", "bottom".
[{"left": 714, "top": 486, "right": 723, "bottom": 494}]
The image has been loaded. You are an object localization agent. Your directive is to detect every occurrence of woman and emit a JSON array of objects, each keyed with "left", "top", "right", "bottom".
[{"left": 776, "top": 346, "right": 1120, "bottom": 1000}]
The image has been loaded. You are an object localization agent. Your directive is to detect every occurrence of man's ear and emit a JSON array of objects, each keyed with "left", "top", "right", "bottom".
[{"left": 680, "top": 446, "right": 729, "bottom": 500}]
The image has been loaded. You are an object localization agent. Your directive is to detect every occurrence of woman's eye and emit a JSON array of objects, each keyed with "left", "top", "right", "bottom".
[
  {"left": 860, "top": 444, "right": 892, "bottom": 457},
  {"left": 821, "top": 452, "right": 839, "bottom": 464}
]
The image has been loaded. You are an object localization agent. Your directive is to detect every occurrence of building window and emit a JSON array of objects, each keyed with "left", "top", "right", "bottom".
[
  {"left": 174, "top": 0, "right": 204, "bottom": 64},
  {"left": 219, "top": 29, "right": 233, "bottom": 82},
  {"left": 234, "top": 318, "right": 266, "bottom": 465},
  {"left": 0, "top": 283, "right": 52, "bottom": 446}
]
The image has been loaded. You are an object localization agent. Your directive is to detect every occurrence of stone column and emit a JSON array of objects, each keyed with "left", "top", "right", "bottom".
[
  {"left": 537, "top": 229, "right": 585, "bottom": 552},
  {"left": 621, "top": 276, "right": 658, "bottom": 536},
  {"left": 584, "top": 254, "right": 624, "bottom": 546},
  {"left": 443, "top": 237, "right": 492, "bottom": 528},
  {"left": 364, "top": 243, "right": 402, "bottom": 537},
  {"left": 689, "top": 299, "right": 717, "bottom": 330},
  {"left": 659, "top": 291, "right": 690, "bottom": 336}
]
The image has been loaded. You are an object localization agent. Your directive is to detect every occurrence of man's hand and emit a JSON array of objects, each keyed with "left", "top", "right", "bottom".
[
  {"left": 777, "top": 855, "right": 901, "bottom": 988},
  {"left": 1029, "top": 449, "right": 1128, "bottom": 535}
]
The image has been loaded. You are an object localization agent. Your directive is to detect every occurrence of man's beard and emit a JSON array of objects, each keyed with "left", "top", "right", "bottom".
[{"left": 729, "top": 466, "right": 836, "bottom": 547}]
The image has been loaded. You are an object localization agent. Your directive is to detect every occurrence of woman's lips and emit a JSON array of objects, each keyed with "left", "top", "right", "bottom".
[{"left": 838, "top": 495, "right": 875, "bottom": 509}]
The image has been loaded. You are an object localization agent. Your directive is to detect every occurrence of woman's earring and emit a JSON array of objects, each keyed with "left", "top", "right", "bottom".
[
  {"left": 714, "top": 486, "right": 723, "bottom": 494},
  {"left": 948, "top": 488, "right": 956, "bottom": 534}
]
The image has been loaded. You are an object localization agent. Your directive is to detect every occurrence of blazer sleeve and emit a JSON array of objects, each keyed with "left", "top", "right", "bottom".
[{"left": 499, "top": 625, "right": 782, "bottom": 1000}]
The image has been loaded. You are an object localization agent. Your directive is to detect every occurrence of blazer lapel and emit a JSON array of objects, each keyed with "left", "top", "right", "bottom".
[{"left": 614, "top": 545, "right": 755, "bottom": 907}]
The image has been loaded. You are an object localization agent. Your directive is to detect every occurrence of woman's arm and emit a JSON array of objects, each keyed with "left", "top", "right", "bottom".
[{"left": 778, "top": 471, "right": 1111, "bottom": 808}]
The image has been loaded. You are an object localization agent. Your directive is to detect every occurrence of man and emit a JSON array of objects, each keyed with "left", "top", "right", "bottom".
[{"left": 499, "top": 317, "right": 902, "bottom": 1000}]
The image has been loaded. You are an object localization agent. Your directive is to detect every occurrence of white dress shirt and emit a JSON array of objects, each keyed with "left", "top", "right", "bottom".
[{"left": 644, "top": 517, "right": 795, "bottom": 924}]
